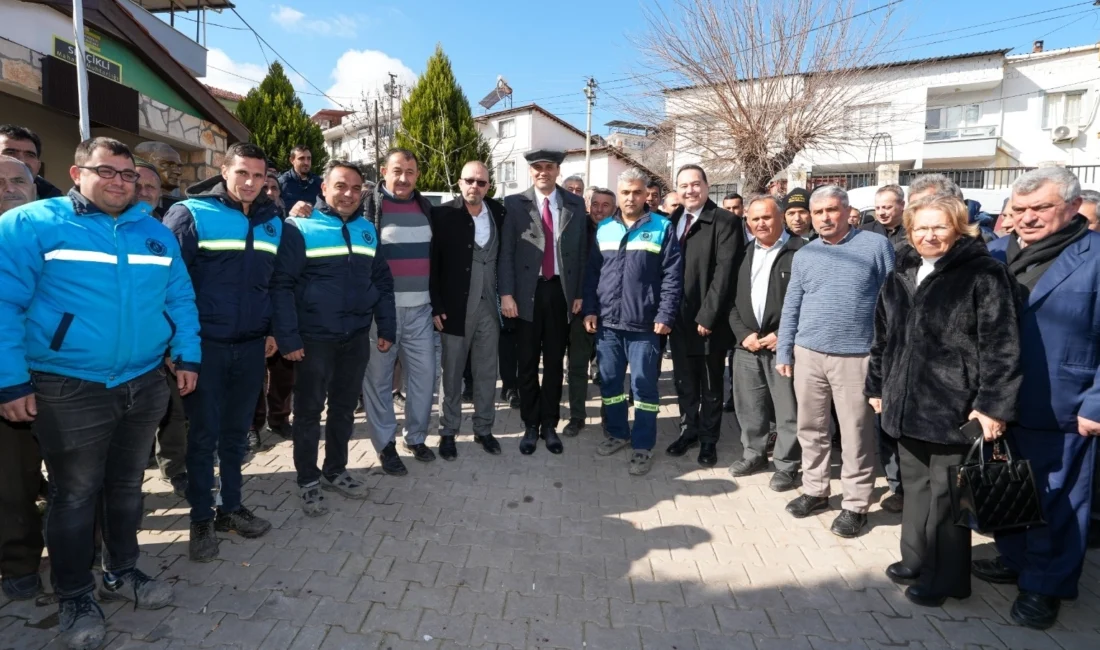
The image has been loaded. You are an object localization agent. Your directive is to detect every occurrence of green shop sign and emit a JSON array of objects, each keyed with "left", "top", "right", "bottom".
[{"left": 53, "top": 36, "right": 123, "bottom": 84}]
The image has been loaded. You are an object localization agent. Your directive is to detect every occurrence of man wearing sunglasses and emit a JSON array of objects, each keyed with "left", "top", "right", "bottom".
[
  {"left": 430, "top": 161, "right": 506, "bottom": 459},
  {"left": 0, "top": 137, "right": 201, "bottom": 649}
]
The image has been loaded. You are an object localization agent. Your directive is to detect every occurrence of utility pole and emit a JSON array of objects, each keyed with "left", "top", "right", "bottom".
[
  {"left": 387, "top": 72, "right": 399, "bottom": 149},
  {"left": 373, "top": 99, "right": 381, "bottom": 182},
  {"left": 72, "top": 0, "right": 90, "bottom": 140},
  {"left": 583, "top": 77, "right": 597, "bottom": 185}
]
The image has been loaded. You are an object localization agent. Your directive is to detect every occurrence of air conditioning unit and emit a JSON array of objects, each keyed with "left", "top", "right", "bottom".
[{"left": 1051, "top": 124, "right": 1079, "bottom": 143}]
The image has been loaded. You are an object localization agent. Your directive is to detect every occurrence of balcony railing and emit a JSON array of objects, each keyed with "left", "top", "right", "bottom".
[{"left": 924, "top": 126, "right": 998, "bottom": 142}]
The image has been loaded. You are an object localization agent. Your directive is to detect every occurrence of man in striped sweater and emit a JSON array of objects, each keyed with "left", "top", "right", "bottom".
[
  {"left": 361, "top": 149, "right": 439, "bottom": 476},
  {"left": 776, "top": 185, "right": 895, "bottom": 539}
]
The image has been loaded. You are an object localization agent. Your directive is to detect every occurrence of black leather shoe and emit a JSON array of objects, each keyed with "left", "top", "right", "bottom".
[
  {"left": 519, "top": 426, "right": 539, "bottom": 455},
  {"left": 562, "top": 418, "right": 585, "bottom": 437},
  {"left": 438, "top": 436, "right": 457, "bottom": 461},
  {"left": 697, "top": 442, "right": 718, "bottom": 467},
  {"left": 830, "top": 509, "right": 867, "bottom": 538},
  {"left": 406, "top": 442, "right": 436, "bottom": 463},
  {"left": 886, "top": 562, "right": 920, "bottom": 586},
  {"left": 880, "top": 493, "right": 904, "bottom": 514},
  {"left": 666, "top": 434, "right": 699, "bottom": 457},
  {"left": 508, "top": 390, "right": 521, "bottom": 409},
  {"left": 475, "top": 434, "right": 502, "bottom": 455},
  {"left": 769, "top": 470, "right": 799, "bottom": 492},
  {"left": 786, "top": 494, "right": 829, "bottom": 518},
  {"left": 379, "top": 441, "right": 408, "bottom": 476},
  {"left": 541, "top": 425, "right": 564, "bottom": 454},
  {"left": 723, "top": 398, "right": 736, "bottom": 413},
  {"left": 728, "top": 455, "right": 767, "bottom": 477},
  {"left": 1011, "top": 591, "right": 1060, "bottom": 630},
  {"left": 971, "top": 557, "right": 1019, "bottom": 585},
  {"left": 904, "top": 585, "right": 946, "bottom": 608}
]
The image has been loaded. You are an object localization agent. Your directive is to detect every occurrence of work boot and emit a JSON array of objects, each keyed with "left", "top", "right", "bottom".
[
  {"left": 58, "top": 594, "right": 105, "bottom": 650},
  {"left": 98, "top": 568, "right": 174, "bottom": 609}
]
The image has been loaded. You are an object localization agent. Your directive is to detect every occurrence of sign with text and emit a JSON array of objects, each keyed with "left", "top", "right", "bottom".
[{"left": 52, "top": 36, "right": 122, "bottom": 84}]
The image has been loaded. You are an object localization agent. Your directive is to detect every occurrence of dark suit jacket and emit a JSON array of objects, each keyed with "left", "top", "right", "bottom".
[
  {"left": 668, "top": 200, "right": 744, "bottom": 354},
  {"left": 989, "top": 231, "right": 1100, "bottom": 432},
  {"left": 429, "top": 196, "right": 506, "bottom": 337},
  {"left": 499, "top": 186, "right": 587, "bottom": 323},
  {"left": 729, "top": 235, "right": 805, "bottom": 348}
]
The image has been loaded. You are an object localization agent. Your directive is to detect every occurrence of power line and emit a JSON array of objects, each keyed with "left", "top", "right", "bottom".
[{"left": 204, "top": 65, "right": 362, "bottom": 100}]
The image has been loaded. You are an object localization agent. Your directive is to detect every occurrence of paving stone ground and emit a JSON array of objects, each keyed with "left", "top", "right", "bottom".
[{"left": 2, "top": 360, "right": 1099, "bottom": 649}]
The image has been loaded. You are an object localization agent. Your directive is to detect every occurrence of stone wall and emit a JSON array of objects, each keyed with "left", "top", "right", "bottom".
[{"left": 1, "top": 35, "right": 227, "bottom": 192}]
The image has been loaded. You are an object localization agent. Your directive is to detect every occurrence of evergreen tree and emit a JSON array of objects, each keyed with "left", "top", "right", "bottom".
[
  {"left": 394, "top": 45, "right": 494, "bottom": 194},
  {"left": 235, "top": 62, "right": 328, "bottom": 174}
]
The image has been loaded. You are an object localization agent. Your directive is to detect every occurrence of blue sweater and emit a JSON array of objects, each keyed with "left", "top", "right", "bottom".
[{"left": 777, "top": 228, "right": 894, "bottom": 365}]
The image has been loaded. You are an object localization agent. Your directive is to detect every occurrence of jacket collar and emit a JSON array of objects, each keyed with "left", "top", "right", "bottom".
[
  {"left": 185, "top": 175, "right": 278, "bottom": 224},
  {"left": 670, "top": 199, "right": 716, "bottom": 225},
  {"left": 315, "top": 198, "right": 362, "bottom": 223}
]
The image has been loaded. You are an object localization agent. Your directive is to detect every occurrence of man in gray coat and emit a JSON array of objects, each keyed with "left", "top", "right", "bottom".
[{"left": 499, "top": 150, "right": 588, "bottom": 455}]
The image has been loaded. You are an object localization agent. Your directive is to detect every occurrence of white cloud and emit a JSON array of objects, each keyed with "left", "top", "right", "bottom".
[
  {"left": 200, "top": 48, "right": 307, "bottom": 98},
  {"left": 270, "top": 4, "right": 359, "bottom": 38},
  {"left": 324, "top": 49, "right": 417, "bottom": 109}
]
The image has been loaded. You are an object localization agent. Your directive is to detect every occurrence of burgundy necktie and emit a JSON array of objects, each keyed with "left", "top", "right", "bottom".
[
  {"left": 541, "top": 197, "right": 555, "bottom": 278},
  {"left": 680, "top": 213, "right": 692, "bottom": 246}
]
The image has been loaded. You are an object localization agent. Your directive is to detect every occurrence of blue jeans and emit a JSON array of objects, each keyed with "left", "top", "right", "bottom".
[
  {"left": 296, "top": 332, "right": 372, "bottom": 486},
  {"left": 33, "top": 368, "right": 168, "bottom": 599},
  {"left": 596, "top": 327, "right": 660, "bottom": 451},
  {"left": 184, "top": 339, "right": 266, "bottom": 522}
]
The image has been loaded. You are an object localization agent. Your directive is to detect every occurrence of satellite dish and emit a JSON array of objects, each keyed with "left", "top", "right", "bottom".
[{"left": 383, "top": 83, "right": 393, "bottom": 95}]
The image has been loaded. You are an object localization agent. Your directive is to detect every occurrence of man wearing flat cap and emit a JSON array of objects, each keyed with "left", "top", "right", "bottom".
[{"left": 499, "top": 150, "right": 588, "bottom": 455}]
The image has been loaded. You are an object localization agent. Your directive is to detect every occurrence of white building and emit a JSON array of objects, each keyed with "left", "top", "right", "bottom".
[
  {"left": 666, "top": 43, "right": 1100, "bottom": 190},
  {"left": 475, "top": 103, "right": 587, "bottom": 196}
]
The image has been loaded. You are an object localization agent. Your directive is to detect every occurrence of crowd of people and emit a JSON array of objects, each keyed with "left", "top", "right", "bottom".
[{"left": 0, "top": 122, "right": 1098, "bottom": 649}]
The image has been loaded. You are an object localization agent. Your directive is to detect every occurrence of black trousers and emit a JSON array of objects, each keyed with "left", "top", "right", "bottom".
[
  {"left": 898, "top": 436, "right": 972, "bottom": 598},
  {"left": 0, "top": 418, "right": 44, "bottom": 580},
  {"left": 499, "top": 317, "right": 520, "bottom": 391},
  {"left": 516, "top": 278, "right": 568, "bottom": 428},
  {"left": 292, "top": 332, "right": 371, "bottom": 487},
  {"left": 669, "top": 332, "right": 726, "bottom": 443},
  {"left": 253, "top": 353, "right": 295, "bottom": 431}
]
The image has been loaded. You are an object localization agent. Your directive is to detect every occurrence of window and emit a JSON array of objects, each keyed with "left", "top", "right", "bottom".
[
  {"left": 331, "top": 137, "right": 343, "bottom": 154},
  {"left": 499, "top": 118, "right": 516, "bottom": 138},
  {"left": 1042, "top": 91, "right": 1085, "bottom": 129},
  {"left": 925, "top": 104, "right": 992, "bottom": 141},
  {"left": 361, "top": 137, "right": 368, "bottom": 149},
  {"left": 849, "top": 104, "right": 889, "bottom": 133},
  {"left": 500, "top": 160, "right": 516, "bottom": 182}
]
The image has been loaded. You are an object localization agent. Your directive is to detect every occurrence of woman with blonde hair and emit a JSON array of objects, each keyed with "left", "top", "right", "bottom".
[{"left": 865, "top": 193, "right": 1021, "bottom": 607}]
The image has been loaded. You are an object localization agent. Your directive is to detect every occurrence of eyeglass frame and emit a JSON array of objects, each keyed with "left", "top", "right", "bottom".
[{"left": 76, "top": 165, "right": 140, "bottom": 183}]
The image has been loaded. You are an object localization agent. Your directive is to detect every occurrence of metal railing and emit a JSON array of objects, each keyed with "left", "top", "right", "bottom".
[
  {"left": 899, "top": 167, "right": 1032, "bottom": 190},
  {"left": 806, "top": 171, "right": 877, "bottom": 190},
  {"left": 1066, "top": 165, "right": 1100, "bottom": 185}
]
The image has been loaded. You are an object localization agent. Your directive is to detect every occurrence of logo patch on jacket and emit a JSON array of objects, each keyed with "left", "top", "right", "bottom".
[
  {"left": 362, "top": 231, "right": 374, "bottom": 245},
  {"left": 145, "top": 238, "right": 167, "bottom": 255},
  {"left": 263, "top": 223, "right": 276, "bottom": 236}
]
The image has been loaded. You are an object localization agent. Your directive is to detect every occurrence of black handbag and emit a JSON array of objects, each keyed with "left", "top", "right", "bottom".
[{"left": 948, "top": 437, "right": 1045, "bottom": 534}]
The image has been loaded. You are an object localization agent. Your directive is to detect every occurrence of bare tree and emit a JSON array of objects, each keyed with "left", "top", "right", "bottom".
[{"left": 639, "top": 0, "right": 902, "bottom": 193}]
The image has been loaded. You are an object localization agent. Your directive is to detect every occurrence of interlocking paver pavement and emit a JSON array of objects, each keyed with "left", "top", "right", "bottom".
[{"left": 3, "top": 360, "right": 1099, "bottom": 649}]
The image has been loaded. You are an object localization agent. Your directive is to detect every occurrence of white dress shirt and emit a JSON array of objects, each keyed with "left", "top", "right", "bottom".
[
  {"left": 675, "top": 206, "right": 703, "bottom": 240},
  {"left": 472, "top": 200, "right": 491, "bottom": 247},
  {"left": 916, "top": 256, "right": 941, "bottom": 287},
  {"left": 534, "top": 188, "right": 561, "bottom": 275},
  {"left": 750, "top": 231, "right": 789, "bottom": 327}
]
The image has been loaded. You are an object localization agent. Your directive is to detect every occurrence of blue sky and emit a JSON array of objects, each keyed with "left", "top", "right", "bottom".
[{"left": 189, "top": 0, "right": 1100, "bottom": 133}]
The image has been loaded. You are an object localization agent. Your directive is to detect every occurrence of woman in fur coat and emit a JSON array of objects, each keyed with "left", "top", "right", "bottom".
[{"left": 865, "top": 194, "right": 1021, "bottom": 608}]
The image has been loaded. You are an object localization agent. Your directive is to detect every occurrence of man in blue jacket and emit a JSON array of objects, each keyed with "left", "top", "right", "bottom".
[
  {"left": 162, "top": 142, "right": 282, "bottom": 562},
  {"left": 584, "top": 168, "right": 682, "bottom": 476},
  {"left": 278, "top": 145, "right": 322, "bottom": 213},
  {"left": 975, "top": 167, "right": 1100, "bottom": 630},
  {"left": 0, "top": 137, "right": 201, "bottom": 650},
  {"left": 273, "top": 160, "right": 396, "bottom": 516}
]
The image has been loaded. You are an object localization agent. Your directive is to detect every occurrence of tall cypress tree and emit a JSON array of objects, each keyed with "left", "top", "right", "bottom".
[
  {"left": 394, "top": 45, "right": 494, "bottom": 193},
  {"left": 235, "top": 62, "right": 328, "bottom": 174}
]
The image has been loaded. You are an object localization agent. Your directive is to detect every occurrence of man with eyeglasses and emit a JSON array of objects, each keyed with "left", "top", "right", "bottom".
[
  {"left": 0, "top": 137, "right": 201, "bottom": 649},
  {"left": 0, "top": 124, "right": 63, "bottom": 200},
  {"left": 430, "top": 161, "right": 506, "bottom": 459},
  {"left": 163, "top": 143, "right": 283, "bottom": 562}
]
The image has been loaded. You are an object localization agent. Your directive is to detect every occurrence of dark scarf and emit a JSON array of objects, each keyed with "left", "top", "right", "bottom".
[{"left": 1006, "top": 215, "right": 1089, "bottom": 292}]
